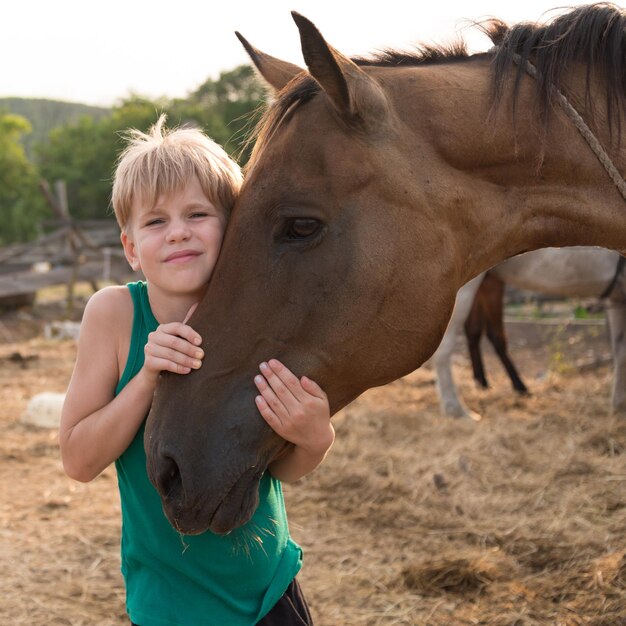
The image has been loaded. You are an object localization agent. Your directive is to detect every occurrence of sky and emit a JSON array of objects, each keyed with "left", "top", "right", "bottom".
[{"left": 3, "top": 0, "right": 620, "bottom": 107}]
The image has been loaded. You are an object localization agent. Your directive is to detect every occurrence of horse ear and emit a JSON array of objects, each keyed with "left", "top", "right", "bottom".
[
  {"left": 235, "top": 31, "right": 303, "bottom": 92},
  {"left": 291, "top": 12, "right": 391, "bottom": 130}
]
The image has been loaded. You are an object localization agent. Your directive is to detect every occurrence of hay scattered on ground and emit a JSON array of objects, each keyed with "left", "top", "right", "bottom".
[{"left": 1, "top": 304, "right": 625, "bottom": 625}]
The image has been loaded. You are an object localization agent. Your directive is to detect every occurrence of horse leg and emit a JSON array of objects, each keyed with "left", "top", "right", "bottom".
[
  {"left": 606, "top": 300, "right": 626, "bottom": 414},
  {"left": 432, "top": 274, "right": 485, "bottom": 420},
  {"left": 486, "top": 328, "right": 529, "bottom": 395},
  {"left": 481, "top": 274, "right": 530, "bottom": 395},
  {"left": 464, "top": 281, "right": 489, "bottom": 389}
]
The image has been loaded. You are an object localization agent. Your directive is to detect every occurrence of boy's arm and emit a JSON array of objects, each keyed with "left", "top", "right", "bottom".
[
  {"left": 254, "top": 359, "right": 334, "bottom": 483},
  {"left": 60, "top": 287, "right": 151, "bottom": 481},
  {"left": 59, "top": 289, "right": 202, "bottom": 482}
]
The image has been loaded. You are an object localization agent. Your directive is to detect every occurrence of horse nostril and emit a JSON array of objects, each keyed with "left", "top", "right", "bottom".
[{"left": 157, "top": 455, "right": 183, "bottom": 500}]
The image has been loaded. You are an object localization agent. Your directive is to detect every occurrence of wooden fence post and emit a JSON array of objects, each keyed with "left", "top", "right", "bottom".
[{"left": 39, "top": 179, "right": 99, "bottom": 313}]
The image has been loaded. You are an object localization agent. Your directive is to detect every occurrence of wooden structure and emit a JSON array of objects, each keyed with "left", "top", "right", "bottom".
[{"left": 0, "top": 180, "right": 138, "bottom": 310}]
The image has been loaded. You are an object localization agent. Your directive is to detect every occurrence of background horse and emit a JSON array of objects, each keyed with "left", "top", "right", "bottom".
[
  {"left": 145, "top": 5, "right": 626, "bottom": 535},
  {"left": 464, "top": 271, "right": 529, "bottom": 396},
  {"left": 433, "top": 246, "right": 626, "bottom": 420}
]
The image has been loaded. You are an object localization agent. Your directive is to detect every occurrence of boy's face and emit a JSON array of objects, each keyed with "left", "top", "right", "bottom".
[{"left": 121, "top": 175, "right": 227, "bottom": 297}]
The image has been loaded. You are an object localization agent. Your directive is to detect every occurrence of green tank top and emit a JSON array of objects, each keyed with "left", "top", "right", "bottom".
[{"left": 114, "top": 282, "right": 302, "bottom": 626}]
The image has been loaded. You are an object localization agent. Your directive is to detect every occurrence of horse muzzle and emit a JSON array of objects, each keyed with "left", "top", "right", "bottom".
[{"left": 150, "top": 450, "right": 266, "bottom": 535}]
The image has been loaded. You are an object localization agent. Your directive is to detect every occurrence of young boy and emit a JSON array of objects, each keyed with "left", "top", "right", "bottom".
[{"left": 59, "top": 116, "right": 334, "bottom": 626}]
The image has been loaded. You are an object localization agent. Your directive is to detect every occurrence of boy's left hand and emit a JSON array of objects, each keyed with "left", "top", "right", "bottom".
[{"left": 254, "top": 359, "right": 334, "bottom": 456}]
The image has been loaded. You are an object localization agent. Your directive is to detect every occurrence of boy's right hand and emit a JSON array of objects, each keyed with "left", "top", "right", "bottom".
[{"left": 140, "top": 304, "right": 203, "bottom": 386}]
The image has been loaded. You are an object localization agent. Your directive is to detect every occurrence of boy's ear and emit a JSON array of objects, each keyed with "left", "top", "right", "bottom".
[{"left": 120, "top": 231, "right": 140, "bottom": 272}]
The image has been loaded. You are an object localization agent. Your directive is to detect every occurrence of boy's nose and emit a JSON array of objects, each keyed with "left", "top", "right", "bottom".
[{"left": 166, "top": 221, "right": 191, "bottom": 242}]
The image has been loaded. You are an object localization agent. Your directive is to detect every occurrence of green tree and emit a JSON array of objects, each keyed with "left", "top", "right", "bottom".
[
  {"left": 34, "top": 65, "right": 264, "bottom": 226},
  {"left": 0, "top": 114, "right": 46, "bottom": 244},
  {"left": 189, "top": 65, "right": 265, "bottom": 161},
  {"left": 36, "top": 96, "right": 166, "bottom": 220}
]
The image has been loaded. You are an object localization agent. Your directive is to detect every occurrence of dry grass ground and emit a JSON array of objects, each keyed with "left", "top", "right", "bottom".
[{"left": 1, "top": 292, "right": 624, "bottom": 625}]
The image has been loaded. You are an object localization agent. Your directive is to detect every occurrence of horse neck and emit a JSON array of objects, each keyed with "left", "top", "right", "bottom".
[{"left": 387, "top": 60, "right": 626, "bottom": 283}]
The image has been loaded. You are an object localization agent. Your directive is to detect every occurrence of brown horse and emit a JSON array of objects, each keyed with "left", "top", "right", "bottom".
[
  {"left": 464, "top": 272, "right": 529, "bottom": 395},
  {"left": 145, "top": 4, "right": 626, "bottom": 535}
]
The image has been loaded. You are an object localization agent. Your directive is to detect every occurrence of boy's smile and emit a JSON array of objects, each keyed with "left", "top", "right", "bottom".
[{"left": 163, "top": 249, "right": 203, "bottom": 264}]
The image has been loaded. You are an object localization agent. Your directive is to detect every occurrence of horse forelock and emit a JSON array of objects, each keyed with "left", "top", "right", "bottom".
[
  {"left": 246, "top": 2, "right": 625, "bottom": 169},
  {"left": 244, "top": 74, "right": 320, "bottom": 174}
]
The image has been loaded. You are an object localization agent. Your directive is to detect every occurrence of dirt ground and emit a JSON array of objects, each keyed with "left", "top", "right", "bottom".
[{"left": 1, "top": 292, "right": 625, "bottom": 626}]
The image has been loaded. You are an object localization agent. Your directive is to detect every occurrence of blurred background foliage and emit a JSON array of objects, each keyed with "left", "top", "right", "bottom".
[{"left": 0, "top": 64, "right": 264, "bottom": 245}]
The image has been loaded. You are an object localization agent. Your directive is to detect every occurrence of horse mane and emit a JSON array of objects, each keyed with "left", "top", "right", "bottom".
[
  {"left": 247, "top": 3, "right": 625, "bottom": 167},
  {"left": 485, "top": 3, "right": 625, "bottom": 135},
  {"left": 352, "top": 41, "right": 473, "bottom": 67}
]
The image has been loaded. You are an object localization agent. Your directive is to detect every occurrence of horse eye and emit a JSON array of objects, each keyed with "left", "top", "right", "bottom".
[{"left": 284, "top": 218, "right": 322, "bottom": 240}]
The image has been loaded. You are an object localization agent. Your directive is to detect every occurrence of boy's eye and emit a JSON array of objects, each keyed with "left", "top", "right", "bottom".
[
  {"left": 145, "top": 218, "right": 165, "bottom": 226},
  {"left": 190, "top": 212, "right": 209, "bottom": 219}
]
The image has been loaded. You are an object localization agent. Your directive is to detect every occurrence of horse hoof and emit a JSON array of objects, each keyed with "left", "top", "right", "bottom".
[{"left": 466, "top": 409, "right": 483, "bottom": 422}]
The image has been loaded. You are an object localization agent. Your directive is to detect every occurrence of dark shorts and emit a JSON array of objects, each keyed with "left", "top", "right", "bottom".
[
  {"left": 256, "top": 578, "right": 313, "bottom": 626},
  {"left": 131, "top": 577, "right": 313, "bottom": 626}
]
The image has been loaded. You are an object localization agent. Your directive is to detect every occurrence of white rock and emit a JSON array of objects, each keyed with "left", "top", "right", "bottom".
[{"left": 20, "top": 392, "right": 66, "bottom": 428}]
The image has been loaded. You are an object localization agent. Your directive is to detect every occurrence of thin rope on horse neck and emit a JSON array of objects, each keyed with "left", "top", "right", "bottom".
[{"left": 511, "top": 53, "right": 626, "bottom": 202}]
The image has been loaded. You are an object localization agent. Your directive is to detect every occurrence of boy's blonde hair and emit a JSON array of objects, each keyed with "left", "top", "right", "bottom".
[{"left": 111, "top": 114, "right": 243, "bottom": 231}]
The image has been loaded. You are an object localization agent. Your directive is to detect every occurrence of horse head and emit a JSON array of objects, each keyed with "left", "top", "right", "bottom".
[{"left": 144, "top": 13, "right": 462, "bottom": 535}]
